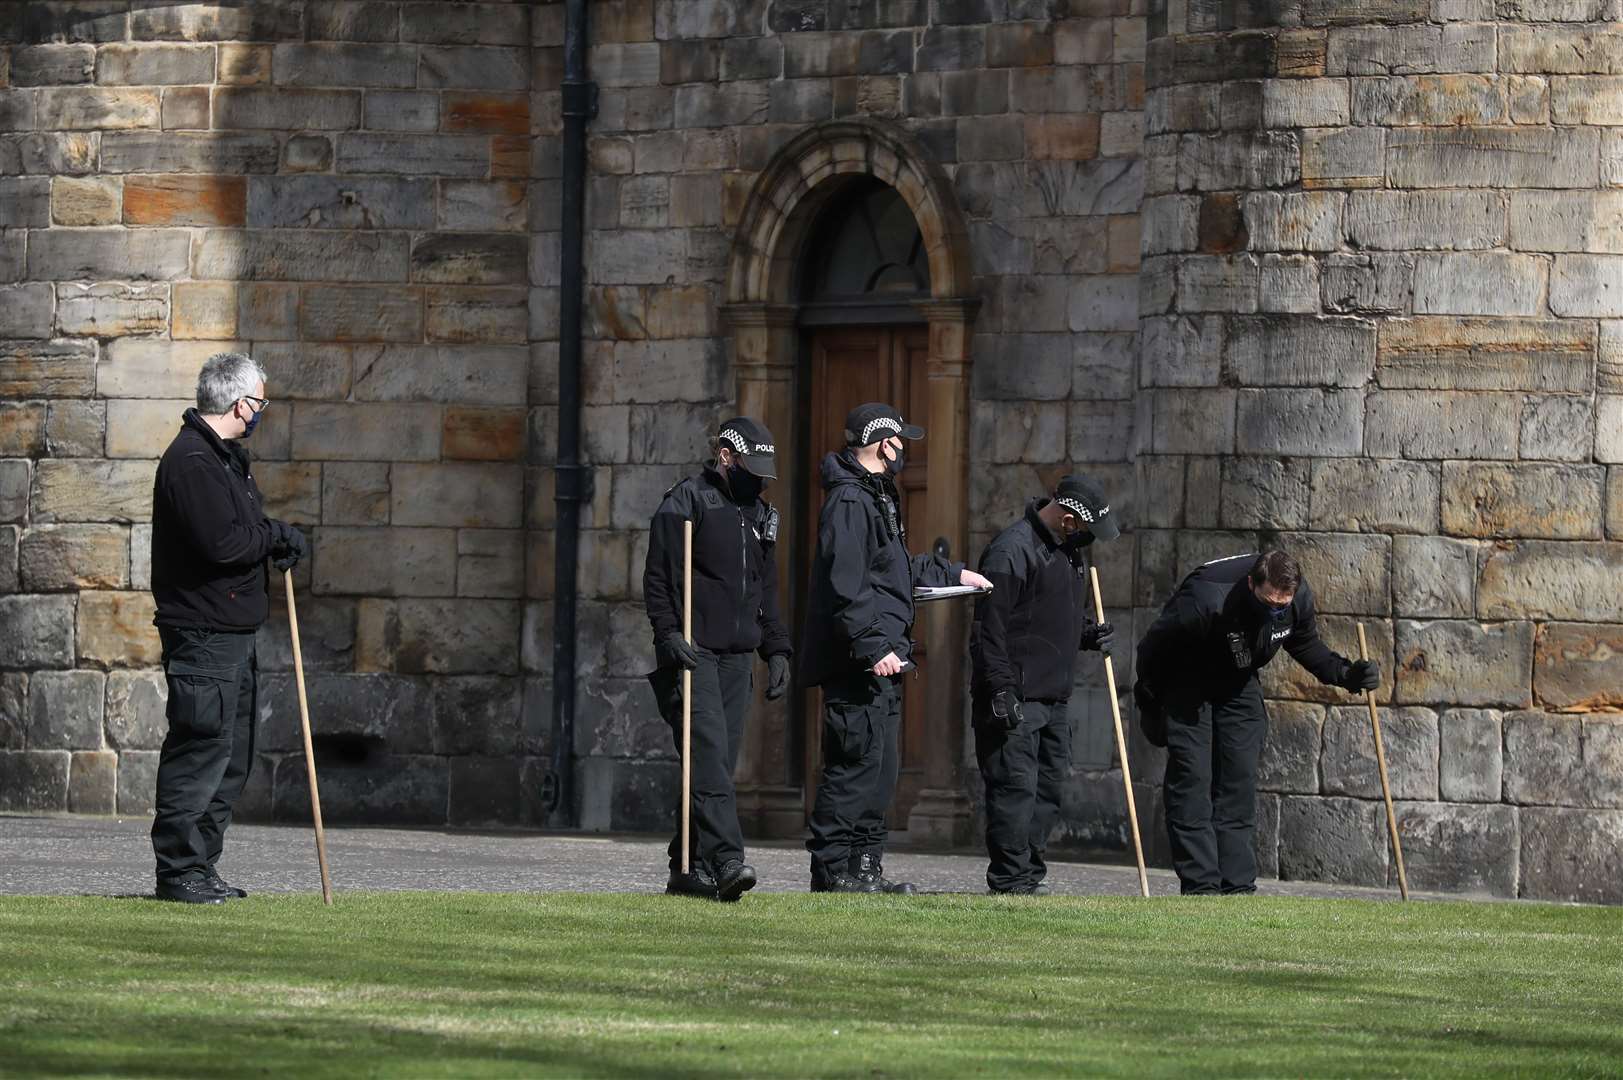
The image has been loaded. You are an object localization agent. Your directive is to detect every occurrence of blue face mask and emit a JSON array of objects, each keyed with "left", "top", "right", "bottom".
[
  {"left": 240, "top": 402, "right": 261, "bottom": 438},
  {"left": 1250, "top": 587, "right": 1290, "bottom": 622}
]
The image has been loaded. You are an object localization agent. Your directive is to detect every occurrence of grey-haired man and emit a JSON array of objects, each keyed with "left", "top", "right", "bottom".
[{"left": 148, "top": 352, "right": 307, "bottom": 903}]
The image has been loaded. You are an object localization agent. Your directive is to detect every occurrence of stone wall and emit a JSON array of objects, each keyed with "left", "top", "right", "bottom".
[
  {"left": 1136, "top": 0, "right": 1623, "bottom": 902},
  {"left": 0, "top": 0, "right": 545, "bottom": 828}
]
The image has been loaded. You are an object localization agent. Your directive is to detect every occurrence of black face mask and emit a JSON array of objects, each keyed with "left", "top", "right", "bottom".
[
  {"left": 1247, "top": 585, "right": 1292, "bottom": 623},
  {"left": 882, "top": 441, "right": 904, "bottom": 475},
  {"left": 727, "top": 464, "right": 764, "bottom": 503},
  {"left": 1061, "top": 527, "right": 1094, "bottom": 552}
]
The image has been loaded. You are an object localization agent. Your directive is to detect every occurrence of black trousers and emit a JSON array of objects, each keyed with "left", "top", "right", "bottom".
[
  {"left": 1162, "top": 676, "right": 1267, "bottom": 895},
  {"left": 151, "top": 626, "right": 258, "bottom": 883},
  {"left": 655, "top": 649, "right": 753, "bottom": 876},
  {"left": 806, "top": 672, "right": 900, "bottom": 884},
  {"left": 974, "top": 699, "right": 1071, "bottom": 893}
]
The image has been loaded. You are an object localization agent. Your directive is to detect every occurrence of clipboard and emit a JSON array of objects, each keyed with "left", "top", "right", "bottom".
[{"left": 912, "top": 584, "right": 993, "bottom": 604}]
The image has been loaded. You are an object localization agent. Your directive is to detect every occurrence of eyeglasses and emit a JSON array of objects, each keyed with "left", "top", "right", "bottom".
[{"left": 241, "top": 395, "right": 270, "bottom": 412}]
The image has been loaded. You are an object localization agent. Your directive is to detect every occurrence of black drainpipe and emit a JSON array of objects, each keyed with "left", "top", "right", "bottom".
[{"left": 546, "top": 0, "right": 594, "bottom": 827}]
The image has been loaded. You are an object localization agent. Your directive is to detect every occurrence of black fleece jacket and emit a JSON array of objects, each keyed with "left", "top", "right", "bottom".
[
  {"left": 643, "top": 465, "right": 791, "bottom": 660},
  {"left": 970, "top": 499, "right": 1100, "bottom": 704},
  {"left": 150, "top": 409, "right": 276, "bottom": 631},
  {"left": 799, "top": 449, "right": 962, "bottom": 688},
  {"left": 1136, "top": 552, "right": 1353, "bottom": 706}
]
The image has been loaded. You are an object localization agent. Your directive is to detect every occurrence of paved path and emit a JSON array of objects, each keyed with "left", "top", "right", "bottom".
[{"left": 0, "top": 814, "right": 1440, "bottom": 901}]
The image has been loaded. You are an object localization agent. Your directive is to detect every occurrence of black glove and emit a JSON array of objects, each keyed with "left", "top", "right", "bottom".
[
  {"left": 1343, "top": 659, "right": 1380, "bottom": 693},
  {"left": 1079, "top": 620, "right": 1116, "bottom": 655},
  {"left": 270, "top": 520, "right": 307, "bottom": 572},
  {"left": 1134, "top": 680, "right": 1167, "bottom": 749},
  {"left": 990, "top": 687, "right": 1024, "bottom": 732},
  {"left": 655, "top": 634, "right": 700, "bottom": 671},
  {"left": 765, "top": 653, "right": 790, "bottom": 700}
]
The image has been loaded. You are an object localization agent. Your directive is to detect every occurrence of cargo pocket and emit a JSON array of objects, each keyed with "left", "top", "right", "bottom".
[
  {"left": 824, "top": 703, "right": 875, "bottom": 765},
  {"left": 165, "top": 660, "right": 233, "bottom": 739}
]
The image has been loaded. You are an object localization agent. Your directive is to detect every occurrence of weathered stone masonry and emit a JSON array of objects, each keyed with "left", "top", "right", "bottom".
[{"left": 1, "top": 1, "right": 1619, "bottom": 904}]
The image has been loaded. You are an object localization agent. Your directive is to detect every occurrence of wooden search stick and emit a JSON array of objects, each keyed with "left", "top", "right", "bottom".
[
  {"left": 285, "top": 570, "right": 333, "bottom": 906},
  {"left": 1357, "top": 623, "right": 1408, "bottom": 901},
  {"left": 680, "top": 519, "right": 693, "bottom": 876},
  {"left": 1089, "top": 566, "right": 1149, "bottom": 898}
]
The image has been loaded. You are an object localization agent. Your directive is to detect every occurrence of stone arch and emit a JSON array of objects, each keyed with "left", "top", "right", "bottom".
[{"left": 722, "top": 118, "right": 979, "bottom": 847}]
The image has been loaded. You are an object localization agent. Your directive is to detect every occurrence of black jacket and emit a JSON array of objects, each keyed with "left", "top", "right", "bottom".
[
  {"left": 799, "top": 450, "right": 961, "bottom": 688},
  {"left": 643, "top": 466, "right": 791, "bottom": 660},
  {"left": 151, "top": 409, "right": 276, "bottom": 631},
  {"left": 970, "top": 500, "right": 1102, "bottom": 704},
  {"left": 1136, "top": 552, "right": 1352, "bottom": 706}
]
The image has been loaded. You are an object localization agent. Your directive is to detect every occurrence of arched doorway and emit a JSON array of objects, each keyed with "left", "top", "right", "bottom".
[{"left": 721, "top": 119, "right": 979, "bottom": 847}]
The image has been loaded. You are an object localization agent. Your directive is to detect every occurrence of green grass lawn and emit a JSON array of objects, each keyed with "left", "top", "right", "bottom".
[{"left": 1, "top": 892, "right": 1620, "bottom": 1078}]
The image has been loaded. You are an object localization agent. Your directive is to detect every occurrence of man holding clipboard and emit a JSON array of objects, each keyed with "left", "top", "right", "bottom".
[{"left": 800, "top": 403, "right": 993, "bottom": 894}]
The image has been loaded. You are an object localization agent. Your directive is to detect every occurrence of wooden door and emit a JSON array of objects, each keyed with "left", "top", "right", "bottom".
[{"left": 801, "top": 325, "right": 932, "bottom": 829}]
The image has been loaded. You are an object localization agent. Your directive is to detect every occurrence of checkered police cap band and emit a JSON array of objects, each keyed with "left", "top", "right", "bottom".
[
  {"left": 1056, "top": 496, "right": 1104, "bottom": 523},
  {"left": 719, "top": 429, "right": 749, "bottom": 453},
  {"left": 856, "top": 417, "right": 902, "bottom": 444}
]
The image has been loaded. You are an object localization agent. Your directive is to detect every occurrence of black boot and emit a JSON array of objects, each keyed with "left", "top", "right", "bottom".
[
  {"left": 715, "top": 859, "right": 757, "bottom": 902},
  {"left": 665, "top": 866, "right": 718, "bottom": 899},
  {"left": 155, "top": 877, "right": 228, "bottom": 904},
  {"left": 206, "top": 869, "right": 247, "bottom": 898},
  {"left": 810, "top": 870, "right": 879, "bottom": 893},
  {"left": 853, "top": 853, "right": 917, "bottom": 895}
]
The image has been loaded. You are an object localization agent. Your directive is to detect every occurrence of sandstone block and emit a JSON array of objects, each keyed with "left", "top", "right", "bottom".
[
  {"left": 364, "top": 89, "right": 437, "bottom": 132},
  {"left": 442, "top": 92, "right": 530, "bottom": 135},
  {"left": 312, "top": 526, "right": 455, "bottom": 597},
  {"left": 51, "top": 176, "right": 122, "bottom": 226},
  {"left": 1177, "top": 254, "right": 1258, "bottom": 313},
  {"left": 1149, "top": 389, "right": 1235, "bottom": 454},
  {"left": 1395, "top": 619, "right": 1534, "bottom": 708},
  {"left": 1307, "top": 459, "right": 1439, "bottom": 536},
  {"left": 425, "top": 286, "right": 527, "bottom": 345},
  {"left": 0, "top": 751, "right": 69, "bottom": 813},
  {"left": 193, "top": 229, "right": 410, "bottom": 282},
  {"left": 1326, "top": 22, "right": 1492, "bottom": 75},
  {"left": 271, "top": 43, "right": 416, "bottom": 89},
  {"left": 0, "top": 607, "right": 60, "bottom": 687},
  {"left": 1322, "top": 704, "right": 1438, "bottom": 800},
  {"left": 300, "top": 285, "right": 424, "bottom": 343},
  {"left": 1603, "top": 396, "right": 1623, "bottom": 463},
  {"left": 1177, "top": 131, "right": 1299, "bottom": 193},
  {"left": 10, "top": 132, "right": 100, "bottom": 176},
  {"left": 1275, "top": 531, "right": 1391, "bottom": 615},
  {"left": 335, "top": 133, "right": 491, "bottom": 177},
  {"left": 352, "top": 344, "right": 526, "bottom": 405},
  {"left": 1519, "top": 807, "right": 1623, "bottom": 904},
  {"left": 1278, "top": 795, "right": 1387, "bottom": 885},
  {"left": 259, "top": 673, "right": 427, "bottom": 753},
  {"left": 1258, "top": 700, "right": 1322, "bottom": 794},
  {"left": 1520, "top": 396, "right": 1595, "bottom": 463},
  {"left": 258, "top": 597, "right": 355, "bottom": 675},
  {"left": 1413, "top": 253, "right": 1545, "bottom": 317},
  {"left": 403, "top": 2, "right": 527, "bottom": 46},
  {"left": 27, "top": 228, "right": 190, "bottom": 282},
  {"left": 0, "top": 459, "right": 27, "bottom": 523},
  {"left": 1395, "top": 801, "right": 1518, "bottom": 897},
  {"left": 216, "top": 43, "right": 272, "bottom": 85},
  {"left": 45, "top": 401, "right": 104, "bottom": 457},
  {"left": 253, "top": 343, "right": 354, "bottom": 403},
  {"left": 273, "top": 753, "right": 449, "bottom": 826},
  {"left": 1392, "top": 535, "right": 1476, "bottom": 619},
  {"left": 1242, "top": 191, "right": 1342, "bottom": 254},
  {"left": 10, "top": 45, "right": 95, "bottom": 86},
  {"left": 0, "top": 283, "right": 53, "bottom": 339},
  {"left": 1260, "top": 615, "right": 1395, "bottom": 705},
  {"left": 391, "top": 463, "right": 523, "bottom": 529},
  {"left": 1217, "top": 456, "right": 1309, "bottom": 530},
  {"left": 1504, "top": 712, "right": 1623, "bottom": 810},
  {"left": 169, "top": 282, "right": 236, "bottom": 339},
  {"left": 0, "top": 404, "right": 46, "bottom": 457},
  {"left": 1388, "top": 127, "right": 1598, "bottom": 189},
  {"left": 55, "top": 282, "right": 168, "bottom": 338},
  {"left": 456, "top": 529, "right": 524, "bottom": 598},
  {"left": 0, "top": 178, "right": 47, "bottom": 229},
  {"left": 1535, "top": 622, "right": 1623, "bottom": 712},
  {"left": 1068, "top": 275, "right": 1138, "bottom": 333},
  {"left": 1510, "top": 191, "right": 1623, "bottom": 255},
  {"left": 1439, "top": 708, "right": 1502, "bottom": 803},
  {"left": 418, "top": 46, "right": 530, "bottom": 90},
  {"left": 115, "top": 750, "right": 159, "bottom": 815},
  {"left": 123, "top": 175, "right": 246, "bottom": 227},
  {"left": 130, "top": 2, "right": 303, "bottom": 42},
  {"left": 68, "top": 750, "right": 116, "bottom": 814},
  {"left": 1477, "top": 540, "right": 1623, "bottom": 623},
  {"left": 19, "top": 524, "right": 128, "bottom": 591},
  {"left": 1140, "top": 316, "right": 1221, "bottom": 387},
  {"left": 410, "top": 233, "right": 528, "bottom": 285},
  {"left": 1351, "top": 74, "right": 1505, "bottom": 127},
  {"left": 28, "top": 669, "right": 105, "bottom": 750},
  {"left": 31, "top": 460, "right": 154, "bottom": 524},
  {"left": 439, "top": 180, "right": 527, "bottom": 231},
  {"left": 1345, "top": 190, "right": 1503, "bottom": 251},
  {"left": 1300, "top": 126, "right": 1383, "bottom": 189},
  {"left": 252, "top": 462, "right": 320, "bottom": 523},
  {"left": 0, "top": 339, "right": 94, "bottom": 400},
  {"left": 1499, "top": 25, "right": 1623, "bottom": 75},
  {"left": 99, "top": 338, "right": 245, "bottom": 399},
  {"left": 1365, "top": 391, "right": 1519, "bottom": 460},
  {"left": 292, "top": 403, "right": 442, "bottom": 462},
  {"left": 36, "top": 87, "right": 159, "bottom": 129},
  {"left": 1377, "top": 318, "right": 1592, "bottom": 393},
  {"left": 1551, "top": 254, "right": 1623, "bottom": 317},
  {"left": 395, "top": 599, "right": 520, "bottom": 675},
  {"left": 322, "top": 462, "right": 390, "bottom": 526},
  {"left": 78, "top": 592, "right": 161, "bottom": 669},
  {"left": 104, "top": 669, "right": 167, "bottom": 752},
  {"left": 0, "top": 673, "right": 24, "bottom": 750},
  {"left": 159, "top": 85, "right": 206, "bottom": 129},
  {"left": 1235, "top": 389, "right": 1362, "bottom": 456},
  {"left": 1223, "top": 316, "right": 1374, "bottom": 388},
  {"left": 309, "top": 1, "right": 403, "bottom": 42},
  {"left": 214, "top": 87, "right": 361, "bottom": 131},
  {"left": 95, "top": 43, "right": 215, "bottom": 85},
  {"left": 1442, "top": 462, "right": 1605, "bottom": 540},
  {"left": 101, "top": 131, "right": 280, "bottom": 173},
  {"left": 1611, "top": 466, "right": 1623, "bottom": 538}
]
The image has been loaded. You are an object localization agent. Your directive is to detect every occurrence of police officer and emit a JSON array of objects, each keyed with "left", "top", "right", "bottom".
[
  {"left": 800, "top": 402, "right": 993, "bottom": 893},
  {"left": 150, "top": 352, "right": 306, "bottom": 904},
  {"left": 643, "top": 417, "right": 791, "bottom": 902},
  {"left": 969, "top": 475, "right": 1120, "bottom": 896},
  {"left": 1135, "top": 549, "right": 1380, "bottom": 895}
]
